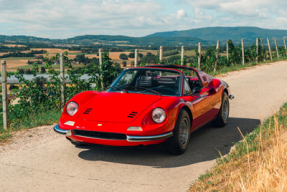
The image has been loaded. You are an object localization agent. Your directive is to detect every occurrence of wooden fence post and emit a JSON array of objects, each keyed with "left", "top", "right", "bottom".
[
  {"left": 59, "top": 53, "right": 65, "bottom": 110},
  {"left": 241, "top": 38, "right": 245, "bottom": 65},
  {"left": 214, "top": 40, "right": 219, "bottom": 72},
  {"left": 98, "top": 49, "right": 104, "bottom": 91},
  {"left": 134, "top": 49, "right": 138, "bottom": 67},
  {"left": 260, "top": 38, "right": 265, "bottom": 61},
  {"left": 181, "top": 46, "right": 184, "bottom": 66},
  {"left": 284, "top": 37, "right": 287, "bottom": 55},
  {"left": 198, "top": 43, "right": 201, "bottom": 70},
  {"left": 226, "top": 40, "right": 229, "bottom": 64},
  {"left": 256, "top": 38, "right": 259, "bottom": 63},
  {"left": 1, "top": 60, "right": 8, "bottom": 131},
  {"left": 274, "top": 38, "right": 279, "bottom": 59},
  {"left": 159, "top": 46, "right": 163, "bottom": 63},
  {"left": 267, "top": 38, "right": 273, "bottom": 61}
]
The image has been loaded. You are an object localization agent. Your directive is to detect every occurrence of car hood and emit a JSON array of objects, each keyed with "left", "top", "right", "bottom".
[{"left": 77, "top": 92, "right": 161, "bottom": 123}]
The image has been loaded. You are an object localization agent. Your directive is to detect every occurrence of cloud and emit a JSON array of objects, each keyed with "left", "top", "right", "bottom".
[
  {"left": 177, "top": 9, "right": 187, "bottom": 20},
  {"left": 0, "top": 0, "right": 287, "bottom": 38}
]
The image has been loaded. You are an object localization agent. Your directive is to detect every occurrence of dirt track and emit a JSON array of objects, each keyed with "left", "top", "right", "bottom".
[{"left": 1, "top": 61, "right": 287, "bottom": 192}]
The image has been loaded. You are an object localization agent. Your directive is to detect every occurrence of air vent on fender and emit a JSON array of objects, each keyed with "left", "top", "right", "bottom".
[
  {"left": 127, "top": 112, "right": 138, "bottom": 118},
  {"left": 83, "top": 108, "right": 93, "bottom": 114}
]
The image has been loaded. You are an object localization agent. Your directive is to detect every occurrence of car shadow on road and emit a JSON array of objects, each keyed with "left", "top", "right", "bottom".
[{"left": 77, "top": 117, "right": 260, "bottom": 168}]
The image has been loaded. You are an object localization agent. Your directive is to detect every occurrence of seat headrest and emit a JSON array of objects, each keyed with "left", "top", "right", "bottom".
[{"left": 137, "top": 76, "right": 152, "bottom": 87}]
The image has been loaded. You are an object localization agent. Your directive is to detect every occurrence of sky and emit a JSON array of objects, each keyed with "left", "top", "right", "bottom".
[{"left": 0, "top": 0, "right": 287, "bottom": 39}]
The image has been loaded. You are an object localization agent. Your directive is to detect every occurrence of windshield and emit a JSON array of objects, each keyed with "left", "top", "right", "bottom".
[{"left": 107, "top": 68, "right": 182, "bottom": 96}]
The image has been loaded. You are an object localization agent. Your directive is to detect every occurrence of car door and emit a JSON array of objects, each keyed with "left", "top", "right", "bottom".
[{"left": 181, "top": 77, "right": 211, "bottom": 131}]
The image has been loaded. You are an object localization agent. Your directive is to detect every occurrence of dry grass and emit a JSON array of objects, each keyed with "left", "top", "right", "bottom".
[{"left": 190, "top": 106, "right": 287, "bottom": 192}]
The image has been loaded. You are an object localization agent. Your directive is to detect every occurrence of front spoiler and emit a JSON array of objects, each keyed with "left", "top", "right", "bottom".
[{"left": 53, "top": 124, "right": 173, "bottom": 142}]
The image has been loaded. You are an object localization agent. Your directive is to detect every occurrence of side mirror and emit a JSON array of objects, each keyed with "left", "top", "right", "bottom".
[{"left": 192, "top": 87, "right": 202, "bottom": 94}]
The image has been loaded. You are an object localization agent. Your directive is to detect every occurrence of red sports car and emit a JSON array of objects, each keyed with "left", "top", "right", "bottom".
[{"left": 54, "top": 65, "right": 234, "bottom": 155}]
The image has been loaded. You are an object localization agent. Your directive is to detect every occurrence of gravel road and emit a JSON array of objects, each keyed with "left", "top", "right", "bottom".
[{"left": 1, "top": 61, "right": 287, "bottom": 192}]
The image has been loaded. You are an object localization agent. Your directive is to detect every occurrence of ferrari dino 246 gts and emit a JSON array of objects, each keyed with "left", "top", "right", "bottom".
[{"left": 54, "top": 65, "right": 234, "bottom": 155}]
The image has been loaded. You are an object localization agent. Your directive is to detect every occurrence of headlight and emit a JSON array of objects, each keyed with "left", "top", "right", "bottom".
[
  {"left": 66, "top": 102, "right": 79, "bottom": 116},
  {"left": 151, "top": 108, "right": 166, "bottom": 123}
]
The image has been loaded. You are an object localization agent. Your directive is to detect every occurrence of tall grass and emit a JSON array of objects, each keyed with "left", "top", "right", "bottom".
[
  {"left": 0, "top": 109, "right": 62, "bottom": 142},
  {"left": 190, "top": 103, "right": 287, "bottom": 191}
]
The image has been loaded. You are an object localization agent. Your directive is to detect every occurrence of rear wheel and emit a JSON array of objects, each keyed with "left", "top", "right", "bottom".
[
  {"left": 164, "top": 109, "right": 191, "bottom": 155},
  {"left": 211, "top": 92, "right": 229, "bottom": 128}
]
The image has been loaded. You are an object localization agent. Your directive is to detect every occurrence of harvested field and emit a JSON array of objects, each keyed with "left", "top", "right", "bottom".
[
  {"left": 109, "top": 52, "right": 131, "bottom": 60},
  {"left": 138, "top": 49, "right": 158, "bottom": 55},
  {"left": 30, "top": 48, "right": 81, "bottom": 54},
  {"left": 2, "top": 44, "right": 26, "bottom": 48},
  {"left": 5, "top": 60, "right": 29, "bottom": 71}
]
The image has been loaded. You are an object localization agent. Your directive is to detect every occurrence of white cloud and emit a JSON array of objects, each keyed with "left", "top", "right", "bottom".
[
  {"left": 0, "top": 0, "right": 287, "bottom": 38},
  {"left": 177, "top": 9, "right": 187, "bottom": 20}
]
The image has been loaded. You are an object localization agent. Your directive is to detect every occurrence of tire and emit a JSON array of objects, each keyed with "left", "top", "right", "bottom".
[
  {"left": 211, "top": 92, "right": 229, "bottom": 128},
  {"left": 164, "top": 109, "right": 191, "bottom": 155}
]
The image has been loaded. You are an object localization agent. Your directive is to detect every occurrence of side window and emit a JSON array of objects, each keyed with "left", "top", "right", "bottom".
[{"left": 183, "top": 78, "right": 192, "bottom": 95}]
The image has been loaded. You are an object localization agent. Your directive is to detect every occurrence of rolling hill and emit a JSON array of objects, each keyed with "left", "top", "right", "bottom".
[{"left": 147, "top": 27, "right": 287, "bottom": 45}]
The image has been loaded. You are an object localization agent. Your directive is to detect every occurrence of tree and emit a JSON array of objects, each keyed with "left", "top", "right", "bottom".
[
  {"left": 25, "top": 69, "right": 33, "bottom": 74},
  {"left": 122, "top": 61, "right": 127, "bottom": 67},
  {"left": 9, "top": 84, "right": 18, "bottom": 90},
  {"left": 40, "top": 67, "right": 46, "bottom": 74},
  {"left": 138, "top": 53, "right": 143, "bottom": 58},
  {"left": 114, "top": 62, "right": 123, "bottom": 73},
  {"left": 18, "top": 68, "right": 25, "bottom": 74},
  {"left": 119, "top": 53, "right": 128, "bottom": 60},
  {"left": 75, "top": 54, "right": 86, "bottom": 63},
  {"left": 128, "top": 52, "right": 135, "bottom": 58},
  {"left": 33, "top": 76, "right": 47, "bottom": 87}
]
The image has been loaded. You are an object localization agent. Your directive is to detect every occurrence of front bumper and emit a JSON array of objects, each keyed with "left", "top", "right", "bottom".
[{"left": 53, "top": 124, "right": 173, "bottom": 143}]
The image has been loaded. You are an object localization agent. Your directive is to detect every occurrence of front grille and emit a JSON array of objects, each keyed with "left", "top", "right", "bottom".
[
  {"left": 73, "top": 129, "right": 126, "bottom": 140},
  {"left": 127, "top": 111, "right": 138, "bottom": 118}
]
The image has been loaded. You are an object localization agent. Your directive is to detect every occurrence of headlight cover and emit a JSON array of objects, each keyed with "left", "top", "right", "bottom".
[
  {"left": 151, "top": 108, "right": 166, "bottom": 123},
  {"left": 66, "top": 102, "right": 79, "bottom": 116}
]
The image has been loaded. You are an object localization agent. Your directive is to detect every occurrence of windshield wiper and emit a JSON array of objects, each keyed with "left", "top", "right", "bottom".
[
  {"left": 123, "top": 85, "right": 161, "bottom": 96},
  {"left": 108, "top": 86, "right": 128, "bottom": 93}
]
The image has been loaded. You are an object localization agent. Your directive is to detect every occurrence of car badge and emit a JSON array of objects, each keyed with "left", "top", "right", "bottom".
[{"left": 97, "top": 124, "right": 102, "bottom": 126}]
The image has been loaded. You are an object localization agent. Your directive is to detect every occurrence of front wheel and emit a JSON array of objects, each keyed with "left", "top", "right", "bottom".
[
  {"left": 211, "top": 92, "right": 229, "bottom": 128},
  {"left": 164, "top": 109, "right": 191, "bottom": 155}
]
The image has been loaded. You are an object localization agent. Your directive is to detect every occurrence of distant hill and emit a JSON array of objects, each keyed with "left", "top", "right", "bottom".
[
  {"left": 147, "top": 27, "right": 287, "bottom": 45},
  {"left": 1, "top": 27, "right": 287, "bottom": 47},
  {"left": 0, "top": 35, "right": 211, "bottom": 47}
]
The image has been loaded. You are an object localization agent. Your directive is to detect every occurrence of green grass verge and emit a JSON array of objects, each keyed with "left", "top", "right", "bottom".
[{"left": 0, "top": 109, "right": 62, "bottom": 142}]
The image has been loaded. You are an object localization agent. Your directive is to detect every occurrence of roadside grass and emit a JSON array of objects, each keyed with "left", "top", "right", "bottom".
[
  {"left": 189, "top": 102, "right": 287, "bottom": 191},
  {"left": 0, "top": 109, "right": 62, "bottom": 143}
]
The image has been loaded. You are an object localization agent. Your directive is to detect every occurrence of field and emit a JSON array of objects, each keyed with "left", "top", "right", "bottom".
[
  {"left": 2, "top": 44, "right": 26, "bottom": 47},
  {"left": 0, "top": 57, "right": 34, "bottom": 71},
  {"left": 0, "top": 48, "right": 191, "bottom": 71}
]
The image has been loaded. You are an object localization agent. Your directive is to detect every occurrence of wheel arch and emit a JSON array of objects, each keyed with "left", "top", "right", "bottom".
[{"left": 179, "top": 105, "right": 193, "bottom": 130}]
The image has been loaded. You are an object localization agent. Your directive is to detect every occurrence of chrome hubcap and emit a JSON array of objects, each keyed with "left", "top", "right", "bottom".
[
  {"left": 222, "top": 99, "right": 229, "bottom": 123},
  {"left": 179, "top": 118, "right": 189, "bottom": 147}
]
